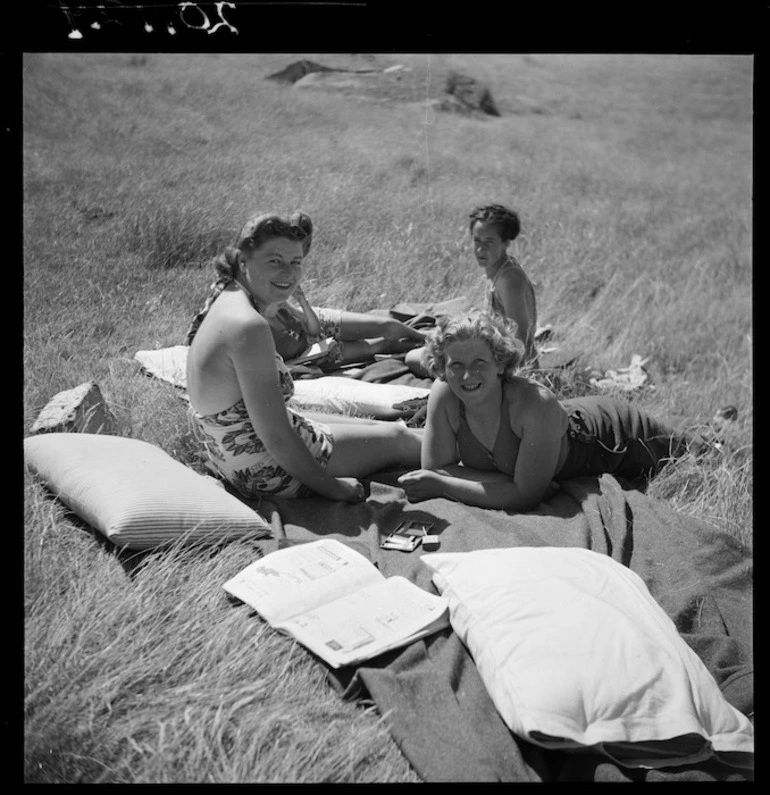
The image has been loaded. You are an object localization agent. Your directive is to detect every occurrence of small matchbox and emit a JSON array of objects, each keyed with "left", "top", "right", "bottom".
[{"left": 422, "top": 535, "right": 440, "bottom": 551}]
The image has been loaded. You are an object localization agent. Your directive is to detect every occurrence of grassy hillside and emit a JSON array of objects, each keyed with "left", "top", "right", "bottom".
[{"left": 23, "top": 53, "right": 752, "bottom": 783}]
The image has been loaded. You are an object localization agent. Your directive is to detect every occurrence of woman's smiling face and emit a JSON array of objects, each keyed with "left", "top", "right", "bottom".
[
  {"left": 242, "top": 236, "right": 305, "bottom": 308},
  {"left": 444, "top": 338, "right": 503, "bottom": 402}
]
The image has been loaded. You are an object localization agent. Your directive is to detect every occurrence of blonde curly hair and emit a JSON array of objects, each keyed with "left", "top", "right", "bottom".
[{"left": 422, "top": 311, "right": 525, "bottom": 380}]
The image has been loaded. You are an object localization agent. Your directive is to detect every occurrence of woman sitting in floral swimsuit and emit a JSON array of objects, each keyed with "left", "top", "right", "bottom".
[{"left": 185, "top": 211, "right": 422, "bottom": 502}]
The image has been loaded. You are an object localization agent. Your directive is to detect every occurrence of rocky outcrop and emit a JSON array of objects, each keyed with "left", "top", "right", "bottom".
[
  {"left": 30, "top": 381, "right": 117, "bottom": 435},
  {"left": 444, "top": 70, "right": 500, "bottom": 116},
  {"left": 266, "top": 60, "right": 503, "bottom": 118},
  {"left": 266, "top": 60, "right": 335, "bottom": 84},
  {"left": 267, "top": 60, "right": 380, "bottom": 85}
]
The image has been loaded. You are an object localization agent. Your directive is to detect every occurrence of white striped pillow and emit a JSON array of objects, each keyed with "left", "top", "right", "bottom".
[{"left": 24, "top": 433, "right": 272, "bottom": 550}]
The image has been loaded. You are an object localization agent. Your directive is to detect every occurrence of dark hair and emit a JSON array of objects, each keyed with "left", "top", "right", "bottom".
[
  {"left": 422, "top": 311, "right": 525, "bottom": 380},
  {"left": 237, "top": 211, "right": 313, "bottom": 255},
  {"left": 468, "top": 204, "right": 520, "bottom": 242},
  {"left": 213, "top": 211, "right": 314, "bottom": 280}
]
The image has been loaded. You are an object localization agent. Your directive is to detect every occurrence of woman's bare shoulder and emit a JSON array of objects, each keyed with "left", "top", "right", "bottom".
[
  {"left": 210, "top": 290, "right": 269, "bottom": 335},
  {"left": 506, "top": 378, "right": 567, "bottom": 439},
  {"left": 428, "top": 379, "right": 460, "bottom": 425},
  {"left": 506, "top": 376, "right": 561, "bottom": 414},
  {"left": 429, "top": 378, "right": 456, "bottom": 403},
  {"left": 497, "top": 261, "right": 532, "bottom": 288}
]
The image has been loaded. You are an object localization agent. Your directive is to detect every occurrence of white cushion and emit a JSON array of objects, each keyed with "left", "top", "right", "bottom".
[
  {"left": 421, "top": 547, "right": 753, "bottom": 768},
  {"left": 134, "top": 347, "right": 429, "bottom": 419},
  {"left": 289, "top": 377, "right": 429, "bottom": 419},
  {"left": 135, "top": 345, "right": 189, "bottom": 389},
  {"left": 24, "top": 433, "right": 272, "bottom": 550}
]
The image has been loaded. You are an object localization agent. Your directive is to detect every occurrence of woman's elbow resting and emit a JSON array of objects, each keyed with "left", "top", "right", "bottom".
[
  {"left": 495, "top": 485, "right": 547, "bottom": 512},
  {"left": 509, "top": 486, "right": 554, "bottom": 512}
]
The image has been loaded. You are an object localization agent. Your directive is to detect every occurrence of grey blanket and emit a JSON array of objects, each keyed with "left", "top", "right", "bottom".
[{"left": 246, "top": 472, "right": 752, "bottom": 782}]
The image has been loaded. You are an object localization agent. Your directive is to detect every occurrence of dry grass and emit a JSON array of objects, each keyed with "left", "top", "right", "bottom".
[{"left": 23, "top": 52, "right": 752, "bottom": 782}]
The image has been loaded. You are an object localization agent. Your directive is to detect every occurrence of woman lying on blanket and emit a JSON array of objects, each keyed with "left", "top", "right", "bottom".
[
  {"left": 187, "top": 223, "right": 426, "bottom": 370},
  {"left": 398, "top": 311, "right": 690, "bottom": 511},
  {"left": 405, "top": 203, "right": 539, "bottom": 376},
  {"left": 185, "top": 211, "right": 422, "bottom": 503}
]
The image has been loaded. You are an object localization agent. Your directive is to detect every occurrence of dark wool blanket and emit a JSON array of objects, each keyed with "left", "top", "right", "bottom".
[{"left": 245, "top": 472, "right": 752, "bottom": 782}]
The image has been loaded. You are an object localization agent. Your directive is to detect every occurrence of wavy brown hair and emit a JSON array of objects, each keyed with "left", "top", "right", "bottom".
[
  {"left": 211, "top": 211, "right": 314, "bottom": 280},
  {"left": 186, "top": 211, "right": 313, "bottom": 344}
]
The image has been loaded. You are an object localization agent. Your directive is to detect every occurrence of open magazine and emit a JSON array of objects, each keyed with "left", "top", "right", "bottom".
[{"left": 222, "top": 538, "right": 450, "bottom": 669}]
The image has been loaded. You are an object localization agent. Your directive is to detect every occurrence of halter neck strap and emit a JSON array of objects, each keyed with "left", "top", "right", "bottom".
[{"left": 184, "top": 272, "right": 252, "bottom": 345}]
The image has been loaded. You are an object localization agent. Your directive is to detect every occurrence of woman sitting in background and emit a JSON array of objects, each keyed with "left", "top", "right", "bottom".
[
  {"left": 398, "top": 312, "right": 690, "bottom": 512},
  {"left": 405, "top": 203, "right": 539, "bottom": 375},
  {"left": 185, "top": 211, "right": 422, "bottom": 503}
]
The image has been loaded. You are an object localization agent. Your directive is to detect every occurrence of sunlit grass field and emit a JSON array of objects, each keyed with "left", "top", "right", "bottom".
[{"left": 23, "top": 52, "right": 752, "bottom": 783}]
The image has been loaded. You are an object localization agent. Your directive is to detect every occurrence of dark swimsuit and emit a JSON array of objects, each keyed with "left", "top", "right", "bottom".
[
  {"left": 456, "top": 390, "right": 687, "bottom": 483},
  {"left": 456, "top": 389, "right": 521, "bottom": 476}
]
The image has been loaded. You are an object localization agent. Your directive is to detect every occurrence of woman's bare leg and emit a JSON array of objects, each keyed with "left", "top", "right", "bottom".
[
  {"left": 334, "top": 337, "right": 420, "bottom": 365},
  {"left": 325, "top": 422, "right": 422, "bottom": 477},
  {"left": 303, "top": 411, "right": 381, "bottom": 425},
  {"left": 405, "top": 346, "right": 429, "bottom": 376},
  {"left": 337, "top": 311, "right": 396, "bottom": 340}
]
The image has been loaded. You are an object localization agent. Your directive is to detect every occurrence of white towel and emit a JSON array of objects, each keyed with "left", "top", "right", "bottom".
[{"left": 134, "top": 347, "right": 429, "bottom": 419}]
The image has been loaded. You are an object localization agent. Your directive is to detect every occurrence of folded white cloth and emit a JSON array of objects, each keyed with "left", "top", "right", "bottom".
[{"left": 134, "top": 347, "right": 429, "bottom": 419}]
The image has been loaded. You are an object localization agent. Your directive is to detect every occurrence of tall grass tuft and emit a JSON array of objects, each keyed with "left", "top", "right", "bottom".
[
  {"left": 25, "top": 485, "right": 418, "bottom": 783},
  {"left": 123, "top": 201, "right": 234, "bottom": 270}
]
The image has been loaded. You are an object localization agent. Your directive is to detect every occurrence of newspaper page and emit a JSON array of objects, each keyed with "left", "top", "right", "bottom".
[
  {"left": 222, "top": 538, "right": 384, "bottom": 626},
  {"left": 275, "top": 575, "right": 450, "bottom": 668}
]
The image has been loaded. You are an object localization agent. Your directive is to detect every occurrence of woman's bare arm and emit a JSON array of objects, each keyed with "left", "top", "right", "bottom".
[
  {"left": 495, "top": 268, "right": 534, "bottom": 347},
  {"left": 231, "top": 317, "right": 356, "bottom": 501},
  {"left": 420, "top": 380, "right": 459, "bottom": 469},
  {"left": 400, "top": 383, "right": 565, "bottom": 511}
]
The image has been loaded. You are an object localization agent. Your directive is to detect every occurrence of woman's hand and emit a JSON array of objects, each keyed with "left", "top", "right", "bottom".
[
  {"left": 332, "top": 477, "right": 368, "bottom": 504},
  {"left": 292, "top": 285, "right": 322, "bottom": 340},
  {"left": 292, "top": 284, "right": 311, "bottom": 306},
  {"left": 397, "top": 469, "right": 444, "bottom": 502}
]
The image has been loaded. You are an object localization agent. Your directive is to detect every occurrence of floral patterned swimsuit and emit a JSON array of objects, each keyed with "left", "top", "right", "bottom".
[{"left": 188, "top": 286, "right": 334, "bottom": 500}]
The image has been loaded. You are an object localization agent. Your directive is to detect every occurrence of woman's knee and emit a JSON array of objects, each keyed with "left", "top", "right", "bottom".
[
  {"left": 393, "top": 422, "right": 422, "bottom": 462},
  {"left": 405, "top": 346, "right": 428, "bottom": 376},
  {"left": 325, "top": 422, "right": 419, "bottom": 475},
  {"left": 356, "top": 421, "right": 420, "bottom": 464}
]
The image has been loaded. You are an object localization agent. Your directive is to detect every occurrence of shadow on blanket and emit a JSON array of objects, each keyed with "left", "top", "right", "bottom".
[{"left": 235, "top": 472, "right": 752, "bottom": 782}]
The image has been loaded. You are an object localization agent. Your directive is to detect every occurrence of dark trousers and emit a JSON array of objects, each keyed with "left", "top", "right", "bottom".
[{"left": 556, "top": 396, "right": 688, "bottom": 482}]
